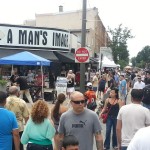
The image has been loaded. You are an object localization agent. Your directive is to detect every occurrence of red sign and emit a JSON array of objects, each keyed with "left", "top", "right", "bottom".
[{"left": 75, "top": 47, "right": 89, "bottom": 63}]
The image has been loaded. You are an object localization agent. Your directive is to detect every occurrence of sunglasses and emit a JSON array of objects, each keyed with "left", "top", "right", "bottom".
[{"left": 71, "top": 100, "right": 85, "bottom": 104}]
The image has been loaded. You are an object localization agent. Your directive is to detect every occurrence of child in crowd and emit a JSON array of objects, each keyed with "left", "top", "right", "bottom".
[{"left": 62, "top": 135, "right": 79, "bottom": 150}]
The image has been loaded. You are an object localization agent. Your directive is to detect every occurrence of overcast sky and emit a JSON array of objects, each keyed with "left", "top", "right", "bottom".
[{"left": 0, "top": 0, "right": 149, "bottom": 58}]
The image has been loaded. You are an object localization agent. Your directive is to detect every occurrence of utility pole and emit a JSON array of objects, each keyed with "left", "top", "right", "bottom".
[{"left": 80, "top": 0, "right": 87, "bottom": 93}]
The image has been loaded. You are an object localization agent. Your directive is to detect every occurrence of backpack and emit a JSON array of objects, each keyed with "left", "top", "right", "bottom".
[{"left": 142, "top": 84, "right": 150, "bottom": 105}]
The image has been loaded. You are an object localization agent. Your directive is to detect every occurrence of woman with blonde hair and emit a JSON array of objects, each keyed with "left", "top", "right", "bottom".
[
  {"left": 66, "top": 74, "right": 75, "bottom": 99},
  {"left": 51, "top": 93, "right": 68, "bottom": 150},
  {"left": 21, "top": 100, "right": 55, "bottom": 150}
]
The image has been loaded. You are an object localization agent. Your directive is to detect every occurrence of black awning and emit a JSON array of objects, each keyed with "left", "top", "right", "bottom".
[
  {"left": 90, "top": 57, "right": 99, "bottom": 63},
  {"left": 0, "top": 49, "right": 58, "bottom": 62},
  {"left": 53, "top": 51, "right": 99, "bottom": 64},
  {"left": 31, "top": 50, "right": 58, "bottom": 62},
  {"left": 54, "top": 51, "right": 75, "bottom": 63}
]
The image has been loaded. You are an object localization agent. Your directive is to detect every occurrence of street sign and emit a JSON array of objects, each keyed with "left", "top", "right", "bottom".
[{"left": 75, "top": 47, "right": 89, "bottom": 63}]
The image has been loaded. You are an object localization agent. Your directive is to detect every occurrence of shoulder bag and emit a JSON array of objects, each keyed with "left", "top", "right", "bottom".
[{"left": 101, "top": 99, "right": 116, "bottom": 124}]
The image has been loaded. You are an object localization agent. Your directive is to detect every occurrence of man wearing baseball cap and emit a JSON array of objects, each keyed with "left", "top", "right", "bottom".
[{"left": 84, "top": 82, "right": 97, "bottom": 111}]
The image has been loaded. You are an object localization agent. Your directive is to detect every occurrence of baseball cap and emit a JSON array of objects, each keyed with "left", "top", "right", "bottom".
[{"left": 86, "top": 82, "right": 92, "bottom": 87}]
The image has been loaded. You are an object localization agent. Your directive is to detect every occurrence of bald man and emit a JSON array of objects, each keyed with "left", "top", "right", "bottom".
[{"left": 58, "top": 91, "right": 103, "bottom": 150}]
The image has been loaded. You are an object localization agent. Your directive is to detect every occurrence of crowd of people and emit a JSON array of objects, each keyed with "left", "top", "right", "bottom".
[{"left": 0, "top": 67, "right": 150, "bottom": 150}]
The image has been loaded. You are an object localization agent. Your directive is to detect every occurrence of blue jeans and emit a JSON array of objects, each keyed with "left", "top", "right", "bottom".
[
  {"left": 104, "top": 116, "right": 117, "bottom": 149},
  {"left": 121, "top": 146, "right": 128, "bottom": 150},
  {"left": 27, "top": 143, "right": 53, "bottom": 150}
]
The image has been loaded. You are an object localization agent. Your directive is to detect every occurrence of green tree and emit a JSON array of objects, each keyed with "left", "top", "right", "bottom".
[
  {"left": 108, "top": 24, "right": 134, "bottom": 69},
  {"left": 131, "top": 57, "right": 136, "bottom": 67},
  {"left": 134, "top": 45, "right": 150, "bottom": 68}
]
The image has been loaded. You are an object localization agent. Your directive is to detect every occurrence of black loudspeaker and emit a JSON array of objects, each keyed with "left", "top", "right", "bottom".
[{"left": 44, "top": 92, "right": 54, "bottom": 101}]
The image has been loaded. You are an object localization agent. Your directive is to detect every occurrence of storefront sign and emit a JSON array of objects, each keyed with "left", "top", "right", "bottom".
[{"left": 0, "top": 24, "right": 70, "bottom": 51}]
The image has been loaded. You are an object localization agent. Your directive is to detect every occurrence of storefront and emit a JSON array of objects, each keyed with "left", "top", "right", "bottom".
[{"left": 0, "top": 23, "right": 72, "bottom": 76}]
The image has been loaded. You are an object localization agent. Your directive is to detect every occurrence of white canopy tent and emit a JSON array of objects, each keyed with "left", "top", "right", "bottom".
[{"left": 101, "top": 56, "right": 117, "bottom": 68}]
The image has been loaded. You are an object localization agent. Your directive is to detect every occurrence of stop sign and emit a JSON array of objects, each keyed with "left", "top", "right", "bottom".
[{"left": 75, "top": 47, "right": 89, "bottom": 63}]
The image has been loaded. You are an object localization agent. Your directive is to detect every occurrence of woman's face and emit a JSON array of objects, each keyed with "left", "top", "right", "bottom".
[{"left": 110, "top": 90, "right": 117, "bottom": 98}]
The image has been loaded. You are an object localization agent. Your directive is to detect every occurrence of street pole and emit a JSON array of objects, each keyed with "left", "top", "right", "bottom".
[{"left": 80, "top": 0, "right": 87, "bottom": 93}]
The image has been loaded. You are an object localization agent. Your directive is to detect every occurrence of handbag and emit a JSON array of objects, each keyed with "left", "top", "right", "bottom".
[
  {"left": 101, "top": 113, "right": 108, "bottom": 123},
  {"left": 101, "top": 99, "right": 116, "bottom": 124}
]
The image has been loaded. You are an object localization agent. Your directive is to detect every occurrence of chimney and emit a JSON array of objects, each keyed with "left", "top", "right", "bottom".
[{"left": 59, "top": 5, "right": 63, "bottom": 12}]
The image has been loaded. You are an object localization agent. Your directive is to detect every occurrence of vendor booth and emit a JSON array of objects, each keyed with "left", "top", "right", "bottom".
[
  {"left": 102, "top": 56, "right": 117, "bottom": 68},
  {"left": 0, "top": 51, "right": 51, "bottom": 99}
]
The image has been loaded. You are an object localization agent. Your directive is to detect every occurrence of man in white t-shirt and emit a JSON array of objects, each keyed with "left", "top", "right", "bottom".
[
  {"left": 127, "top": 126, "right": 150, "bottom": 150},
  {"left": 116, "top": 89, "right": 150, "bottom": 150},
  {"left": 133, "top": 76, "right": 145, "bottom": 89}
]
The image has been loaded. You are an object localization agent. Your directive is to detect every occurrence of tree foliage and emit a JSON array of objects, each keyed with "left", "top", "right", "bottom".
[
  {"left": 108, "top": 24, "right": 134, "bottom": 69},
  {"left": 131, "top": 57, "right": 136, "bottom": 67},
  {"left": 131, "top": 45, "right": 150, "bottom": 68}
]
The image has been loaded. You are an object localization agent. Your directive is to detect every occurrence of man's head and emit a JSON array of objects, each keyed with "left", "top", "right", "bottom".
[
  {"left": 102, "top": 74, "right": 106, "bottom": 80},
  {"left": 8, "top": 86, "right": 20, "bottom": 97},
  {"left": 37, "top": 70, "right": 42, "bottom": 75},
  {"left": 86, "top": 82, "right": 92, "bottom": 90},
  {"left": 62, "top": 135, "right": 79, "bottom": 150},
  {"left": 120, "top": 75, "right": 124, "bottom": 80},
  {"left": 131, "top": 89, "right": 143, "bottom": 102},
  {"left": 14, "top": 75, "right": 19, "bottom": 81},
  {"left": 70, "top": 91, "right": 85, "bottom": 114},
  {"left": 68, "top": 70, "right": 73, "bottom": 74},
  {"left": 96, "top": 72, "right": 99, "bottom": 77},
  {"left": 0, "top": 91, "right": 7, "bottom": 106},
  {"left": 28, "top": 70, "right": 32, "bottom": 73},
  {"left": 137, "top": 76, "right": 142, "bottom": 82},
  {"left": 147, "top": 73, "right": 150, "bottom": 78}
]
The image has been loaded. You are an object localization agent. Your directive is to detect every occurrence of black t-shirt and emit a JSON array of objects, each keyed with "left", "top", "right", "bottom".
[
  {"left": 107, "top": 101, "right": 119, "bottom": 118},
  {"left": 109, "top": 78, "right": 115, "bottom": 88},
  {"left": 67, "top": 78, "right": 74, "bottom": 88},
  {"left": 142, "top": 84, "right": 150, "bottom": 105},
  {"left": 131, "top": 73, "right": 136, "bottom": 80},
  {"left": 16, "top": 77, "right": 29, "bottom": 90}
]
